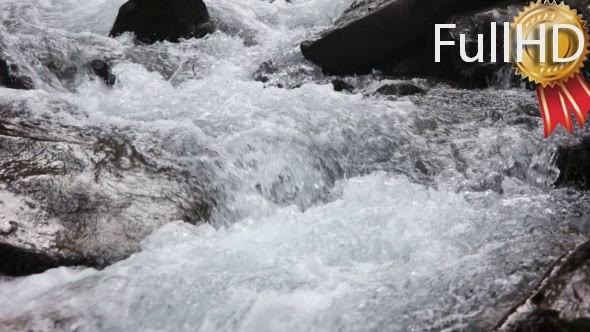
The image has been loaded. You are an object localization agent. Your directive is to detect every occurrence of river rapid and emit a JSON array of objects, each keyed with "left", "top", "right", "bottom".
[{"left": 0, "top": 0, "right": 589, "bottom": 331}]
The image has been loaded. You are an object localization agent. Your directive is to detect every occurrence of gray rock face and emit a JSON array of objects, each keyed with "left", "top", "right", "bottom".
[
  {"left": 497, "top": 241, "right": 590, "bottom": 331},
  {"left": 0, "top": 94, "right": 216, "bottom": 275},
  {"left": 110, "top": 0, "right": 213, "bottom": 44},
  {"left": 300, "top": 0, "right": 506, "bottom": 75}
]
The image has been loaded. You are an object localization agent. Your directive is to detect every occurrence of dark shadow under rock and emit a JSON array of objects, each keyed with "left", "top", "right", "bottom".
[{"left": 0, "top": 243, "right": 101, "bottom": 277}]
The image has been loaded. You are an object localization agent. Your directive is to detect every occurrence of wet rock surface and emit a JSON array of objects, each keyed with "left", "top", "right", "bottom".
[
  {"left": 497, "top": 241, "right": 590, "bottom": 332},
  {"left": 0, "top": 57, "right": 34, "bottom": 90},
  {"left": 554, "top": 137, "right": 590, "bottom": 190},
  {"left": 110, "top": 0, "right": 213, "bottom": 44},
  {"left": 300, "top": 0, "right": 506, "bottom": 76},
  {"left": 0, "top": 93, "right": 216, "bottom": 275}
]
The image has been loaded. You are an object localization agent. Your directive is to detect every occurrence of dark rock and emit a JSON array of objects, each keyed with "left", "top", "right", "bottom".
[
  {"left": 0, "top": 58, "right": 34, "bottom": 90},
  {"left": 442, "top": 4, "right": 523, "bottom": 88},
  {"left": 385, "top": 0, "right": 539, "bottom": 89},
  {"left": 90, "top": 60, "right": 116, "bottom": 86},
  {"left": 497, "top": 241, "right": 590, "bottom": 331},
  {"left": 332, "top": 79, "right": 355, "bottom": 92},
  {"left": 299, "top": 0, "right": 547, "bottom": 88},
  {"left": 110, "top": 0, "right": 213, "bottom": 44},
  {"left": 554, "top": 137, "right": 590, "bottom": 189},
  {"left": 301, "top": 0, "right": 507, "bottom": 75},
  {"left": 374, "top": 82, "right": 425, "bottom": 96}
]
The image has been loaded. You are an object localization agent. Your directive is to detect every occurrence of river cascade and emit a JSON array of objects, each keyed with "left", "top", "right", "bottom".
[{"left": 1, "top": 0, "right": 590, "bottom": 331}]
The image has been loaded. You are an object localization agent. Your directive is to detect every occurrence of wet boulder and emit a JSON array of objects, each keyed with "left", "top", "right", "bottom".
[
  {"left": 497, "top": 241, "right": 590, "bottom": 331},
  {"left": 0, "top": 93, "right": 216, "bottom": 276},
  {"left": 436, "top": 0, "right": 589, "bottom": 88},
  {"left": 110, "top": 0, "right": 213, "bottom": 44},
  {"left": 300, "top": 0, "right": 507, "bottom": 75},
  {"left": 252, "top": 58, "right": 322, "bottom": 89},
  {"left": 570, "top": 0, "right": 590, "bottom": 81}
]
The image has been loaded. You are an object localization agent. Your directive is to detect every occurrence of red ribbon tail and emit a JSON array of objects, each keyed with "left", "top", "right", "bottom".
[{"left": 537, "top": 74, "right": 590, "bottom": 138}]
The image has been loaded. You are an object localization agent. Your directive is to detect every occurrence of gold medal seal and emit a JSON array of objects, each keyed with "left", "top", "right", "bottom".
[
  {"left": 511, "top": 1, "right": 589, "bottom": 86},
  {"left": 510, "top": 1, "right": 590, "bottom": 137}
]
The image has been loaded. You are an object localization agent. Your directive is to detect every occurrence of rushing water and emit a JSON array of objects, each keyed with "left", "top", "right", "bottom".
[{"left": 1, "top": 0, "right": 590, "bottom": 331}]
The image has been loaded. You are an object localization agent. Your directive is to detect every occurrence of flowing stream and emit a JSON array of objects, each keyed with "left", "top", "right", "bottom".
[{"left": 1, "top": 0, "right": 590, "bottom": 331}]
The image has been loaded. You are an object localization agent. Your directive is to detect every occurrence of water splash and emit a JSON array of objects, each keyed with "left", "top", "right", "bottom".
[{"left": 0, "top": 0, "right": 588, "bottom": 330}]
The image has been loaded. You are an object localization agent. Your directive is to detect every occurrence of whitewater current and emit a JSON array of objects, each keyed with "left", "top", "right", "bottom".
[{"left": 1, "top": 0, "right": 590, "bottom": 331}]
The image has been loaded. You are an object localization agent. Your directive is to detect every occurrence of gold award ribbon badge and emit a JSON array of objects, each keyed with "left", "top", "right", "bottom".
[{"left": 511, "top": 1, "right": 590, "bottom": 137}]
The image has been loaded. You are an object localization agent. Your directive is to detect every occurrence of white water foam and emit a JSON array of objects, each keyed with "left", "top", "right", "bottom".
[{"left": 0, "top": 0, "right": 587, "bottom": 330}]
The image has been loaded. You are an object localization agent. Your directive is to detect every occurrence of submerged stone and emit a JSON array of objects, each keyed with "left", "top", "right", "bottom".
[
  {"left": 90, "top": 60, "right": 116, "bottom": 86},
  {"left": 0, "top": 58, "right": 34, "bottom": 90}
]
